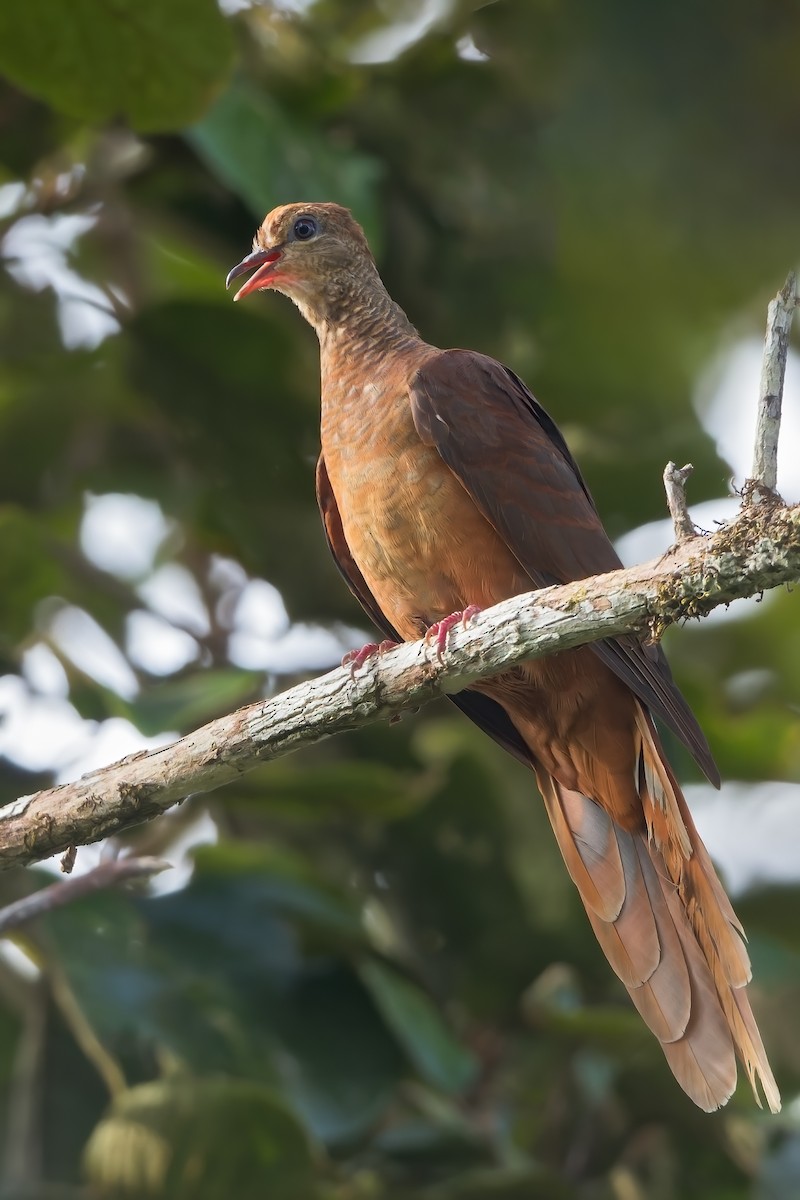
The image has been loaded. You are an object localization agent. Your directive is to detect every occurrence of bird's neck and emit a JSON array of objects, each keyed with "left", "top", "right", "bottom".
[
  {"left": 300, "top": 271, "right": 430, "bottom": 447},
  {"left": 303, "top": 272, "right": 423, "bottom": 366}
]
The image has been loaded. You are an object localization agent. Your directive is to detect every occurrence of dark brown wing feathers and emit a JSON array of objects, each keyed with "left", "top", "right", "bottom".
[{"left": 408, "top": 349, "right": 719, "bottom": 786}]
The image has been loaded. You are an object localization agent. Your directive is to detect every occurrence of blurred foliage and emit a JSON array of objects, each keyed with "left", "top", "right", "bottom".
[{"left": 0, "top": 1, "right": 798, "bottom": 1196}]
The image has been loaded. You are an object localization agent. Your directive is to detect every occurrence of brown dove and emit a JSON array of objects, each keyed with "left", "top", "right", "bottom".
[{"left": 227, "top": 202, "right": 779, "bottom": 1113}]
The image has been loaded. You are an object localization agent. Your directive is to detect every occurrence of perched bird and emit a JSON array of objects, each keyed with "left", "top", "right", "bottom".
[{"left": 227, "top": 202, "right": 779, "bottom": 1113}]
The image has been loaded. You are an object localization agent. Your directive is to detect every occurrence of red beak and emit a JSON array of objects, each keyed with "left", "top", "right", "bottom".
[{"left": 225, "top": 247, "right": 282, "bottom": 301}]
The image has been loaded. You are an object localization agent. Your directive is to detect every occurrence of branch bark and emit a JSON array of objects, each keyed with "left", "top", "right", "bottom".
[
  {"left": 663, "top": 462, "right": 697, "bottom": 543},
  {"left": 749, "top": 271, "right": 797, "bottom": 497},
  {"left": 0, "top": 272, "right": 796, "bottom": 873},
  {"left": 0, "top": 500, "right": 798, "bottom": 871}
]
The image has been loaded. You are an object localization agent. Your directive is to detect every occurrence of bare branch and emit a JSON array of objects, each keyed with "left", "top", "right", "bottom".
[
  {"left": 0, "top": 271, "right": 795, "bottom": 874},
  {"left": 0, "top": 502, "right": 798, "bottom": 872},
  {"left": 748, "top": 271, "right": 797, "bottom": 499},
  {"left": 0, "top": 856, "right": 169, "bottom": 934},
  {"left": 663, "top": 462, "right": 697, "bottom": 543}
]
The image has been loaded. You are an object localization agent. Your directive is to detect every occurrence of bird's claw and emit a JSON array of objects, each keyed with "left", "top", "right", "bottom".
[
  {"left": 425, "top": 606, "right": 481, "bottom": 660},
  {"left": 342, "top": 639, "right": 399, "bottom": 678}
]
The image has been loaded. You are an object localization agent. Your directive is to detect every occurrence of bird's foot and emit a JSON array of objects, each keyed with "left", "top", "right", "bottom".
[
  {"left": 425, "top": 606, "right": 482, "bottom": 660},
  {"left": 342, "top": 639, "right": 399, "bottom": 677}
]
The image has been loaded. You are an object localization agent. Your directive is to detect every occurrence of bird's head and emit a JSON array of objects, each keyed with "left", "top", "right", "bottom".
[{"left": 226, "top": 202, "right": 378, "bottom": 327}]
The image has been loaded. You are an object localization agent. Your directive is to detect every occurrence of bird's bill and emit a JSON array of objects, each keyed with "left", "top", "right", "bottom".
[{"left": 225, "top": 247, "right": 283, "bottom": 301}]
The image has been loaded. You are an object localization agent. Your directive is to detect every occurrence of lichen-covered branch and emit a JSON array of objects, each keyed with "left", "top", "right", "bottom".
[{"left": 0, "top": 501, "right": 798, "bottom": 872}]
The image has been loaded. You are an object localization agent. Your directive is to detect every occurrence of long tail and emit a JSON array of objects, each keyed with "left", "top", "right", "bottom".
[{"left": 535, "top": 703, "right": 779, "bottom": 1113}]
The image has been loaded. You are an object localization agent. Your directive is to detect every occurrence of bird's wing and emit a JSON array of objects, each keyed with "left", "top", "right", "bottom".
[
  {"left": 408, "top": 349, "right": 719, "bottom": 785},
  {"left": 316, "top": 454, "right": 535, "bottom": 768}
]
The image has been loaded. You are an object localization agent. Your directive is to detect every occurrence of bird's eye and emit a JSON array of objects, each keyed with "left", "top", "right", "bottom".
[{"left": 293, "top": 216, "right": 317, "bottom": 241}]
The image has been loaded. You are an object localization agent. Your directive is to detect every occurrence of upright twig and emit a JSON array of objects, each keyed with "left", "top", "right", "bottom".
[
  {"left": 748, "top": 271, "right": 797, "bottom": 500},
  {"left": 663, "top": 462, "right": 697, "bottom": 543}
]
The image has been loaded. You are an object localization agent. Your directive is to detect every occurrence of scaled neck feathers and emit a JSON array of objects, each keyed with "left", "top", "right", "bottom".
[{"left": 298, "top": 264, "right": 421, "bottom": 360}]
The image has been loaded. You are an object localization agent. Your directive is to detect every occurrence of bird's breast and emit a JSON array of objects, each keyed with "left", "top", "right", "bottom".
[{"left": 320, "top": 367, "right": 530, "bottom": 639}]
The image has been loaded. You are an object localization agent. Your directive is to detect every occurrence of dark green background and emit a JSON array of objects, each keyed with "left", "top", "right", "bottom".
[{"left": 0, "top": 1, "right": 798, "bottom": 1196}]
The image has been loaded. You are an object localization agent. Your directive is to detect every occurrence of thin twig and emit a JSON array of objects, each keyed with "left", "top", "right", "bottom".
[
  {"left": 748, "top": 271, "right": 798, "bottom": 500},
  {"left": 46, "top": 957, "right": 127, "bottom": 1098},
  {"left": 0, "top": 502, "right": 798, "bottom": 871},
  {"left": 1, "top": 984, "right": 46, "bottom": 1189},
  {"left": 663, "top": 462, "right": 697, "bottom": 543},
  {"left": 0, "top": 856, "right": 169, "bottom": 935}
]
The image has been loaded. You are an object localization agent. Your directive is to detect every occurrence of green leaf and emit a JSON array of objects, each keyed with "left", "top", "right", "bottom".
[
  {"left": 41, "top": 885, "right": 258, "bottom": 1079},
  {"left": 360, "top": 961, "right": 477, "bottom": 1095},
  {"left": 41, "top": 992, "right": 115, "bottom": 1183},
  {"left": 183, "top": 842, "right": 365, "bottom": 946},
  {"left": 83, "top": 1077, "right": 317, "bottom": 1199},
  {"left": 270, "top": 966, "right": 405, "bottom": 1146},
  {"left": 42, "top": 890, "right": 172, "bottom": 1042},
  {"left": 0, "top": 0, "right": 233, "bottom": 132},
  {"left": 758, "top": 1132, "right": 800, "bottom": 1200},
  {"left": 738, "top": 888, "right": 800, "bottom": 958},
  {"left": 0, "top": 975, "right": 24, "bottom": 1166},
  {"left": 0, "top": 506, "right": 64, "bottom": 647},
  {"left": 424, "top": 1167, "right": 575, "bottom": 1200},
  {"left": 124, "top": 667, "right": 262, "bottom": 736},
  {"left": 372, "top": 1113, "right": 492, "bottom": 1173},
  {"left": 229, "top": 760, "right": 432, "bottom": 821},
  {"left": 127, "top": 300, "right": 317, "bottom": 507},
  {"left": 190, "top": 80, "right": 382, "bottom": 243},
  {"left": 372, "top": 743, "right": 546, "bottom": 1015}
]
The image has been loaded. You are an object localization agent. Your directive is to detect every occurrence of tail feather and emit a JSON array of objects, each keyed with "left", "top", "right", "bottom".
[
  {"left": 732, "top": 987, "right": 782, "bottom": 1113},
  {"left": 635, "top": 708, "right": 751, "bottom": 989},
  {"left": 542, "top": 783, "right": 627, "bottom": 922},
  {"left": 628, "top": 835, "right": 690, "bottom": 1044},
  {"left": 535, "top": 706, "right": 780, "bottom": 1113},
  {"left": 659, "top": 879, "right": 738, "bottom": 1111},
  {"left": 635, "top": 708, "right": 778, "bottom": 1110}
]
